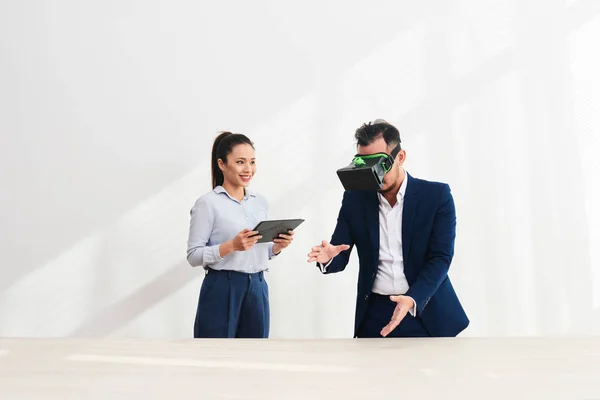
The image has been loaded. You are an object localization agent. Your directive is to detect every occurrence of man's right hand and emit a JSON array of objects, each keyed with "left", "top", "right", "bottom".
[{"left": 306, "top": 240, "right": 350, "bottom": 264}]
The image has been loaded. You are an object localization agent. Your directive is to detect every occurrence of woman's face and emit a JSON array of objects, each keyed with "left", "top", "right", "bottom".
[{"left": 218, "top": 143, "right": 256, "bottom": 188}]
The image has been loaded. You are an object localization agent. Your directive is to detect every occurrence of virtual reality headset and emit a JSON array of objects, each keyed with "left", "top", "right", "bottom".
[{"left": 336, "top": 143, "right": 401, "bottom": 191}]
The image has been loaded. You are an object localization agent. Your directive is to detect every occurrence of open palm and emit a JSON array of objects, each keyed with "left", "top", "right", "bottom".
[{"left": 307, "top": 240, "right": 350, "bottom": 264}]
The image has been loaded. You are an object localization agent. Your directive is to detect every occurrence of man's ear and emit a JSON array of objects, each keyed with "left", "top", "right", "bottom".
[{"left": 396, "top": 149, "right": 406, "bottom": 166}]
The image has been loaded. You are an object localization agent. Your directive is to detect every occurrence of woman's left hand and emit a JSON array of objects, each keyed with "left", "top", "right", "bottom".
[{"left": 272, "top": 230, "right": 294, "bottom": 254}]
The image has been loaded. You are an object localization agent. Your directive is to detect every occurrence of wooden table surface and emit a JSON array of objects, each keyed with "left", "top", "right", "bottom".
[{"left": 1, "top": 337, "right": 599, "bottom": 399}]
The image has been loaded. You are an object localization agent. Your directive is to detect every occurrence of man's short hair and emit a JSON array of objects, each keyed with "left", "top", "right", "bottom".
[{"left": 354, "top": 119, "right": 401, "bottom": 149}]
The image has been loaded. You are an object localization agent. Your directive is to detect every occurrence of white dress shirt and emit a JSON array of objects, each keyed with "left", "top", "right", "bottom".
[
  {"left": 372, "top": 171, "right": 409, "bottom": 295},
  {"left": 372, "top": 171, "right": 416, "bottom": 316}
]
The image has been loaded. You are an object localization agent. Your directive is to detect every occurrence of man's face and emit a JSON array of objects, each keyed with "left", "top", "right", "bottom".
[{"left": 356, "top": 136, "right": 405, "bottom": 193}]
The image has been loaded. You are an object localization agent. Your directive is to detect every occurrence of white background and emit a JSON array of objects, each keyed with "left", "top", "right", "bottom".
[{"left": 1, "top": 0, "right": 599, "bottom": 338}]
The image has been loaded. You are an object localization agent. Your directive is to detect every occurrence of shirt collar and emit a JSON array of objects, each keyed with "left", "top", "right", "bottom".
[
  {"left": 214, "top": 185, "right": 255, "bottom": 201},
  {"left": 398, "top": 169, "right": 408, "bottom": 200}
]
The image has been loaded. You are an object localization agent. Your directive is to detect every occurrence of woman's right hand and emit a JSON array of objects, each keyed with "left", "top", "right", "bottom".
[{"left": 231, "top": 228, "right": 262, "bottom": 251}]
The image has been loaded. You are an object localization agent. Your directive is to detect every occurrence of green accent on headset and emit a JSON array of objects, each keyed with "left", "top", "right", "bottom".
[
  {"left": 351, "top": 142, "right": 401, "bottom": 174},
  {"left": 353, "top": 157, "right": 366, "bottom": 166},
  {"left": 353, "top": 153, "right": 393, "bottom": 172}
]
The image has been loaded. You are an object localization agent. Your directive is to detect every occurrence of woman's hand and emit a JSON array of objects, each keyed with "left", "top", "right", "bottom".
[
  {"left": 232, "top": 228, "right": 261, "bottom": 251},
  {"left": 219, "top": 228, "right": 261, "bottom": 258},
  {"left": 272, "top": 230, "right": 294, "bottom": 254}
]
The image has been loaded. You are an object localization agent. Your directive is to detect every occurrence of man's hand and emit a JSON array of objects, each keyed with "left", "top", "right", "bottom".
[
  {"left": 306, "top": 240, "right": 350, "bottom": 264},
  {"left": 380, "top": 295, "right": 416, "bottom": 337},
  {"left": 272, "top": 230, "right": 295, "bottom": 254}
]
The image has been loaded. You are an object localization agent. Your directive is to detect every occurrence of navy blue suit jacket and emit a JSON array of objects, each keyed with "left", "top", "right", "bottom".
[{"left": 321, "top": 173, "right": 469, "bottom": 337}]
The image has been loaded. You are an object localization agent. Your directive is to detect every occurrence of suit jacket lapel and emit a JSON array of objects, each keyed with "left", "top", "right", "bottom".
[
  {"left": 365, "top": 191, "right": 380, "bottom": 254},
  {"left": 402, "top": 173, "right": 419, "bottom": 260}
]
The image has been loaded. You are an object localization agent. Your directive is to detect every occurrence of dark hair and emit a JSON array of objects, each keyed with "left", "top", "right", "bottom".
[
  {"left": 354, "top": 119, "right": 401, "bottom": 150},
  {"left": 211, "top": 131, "right": 255, "bottom": 188}
]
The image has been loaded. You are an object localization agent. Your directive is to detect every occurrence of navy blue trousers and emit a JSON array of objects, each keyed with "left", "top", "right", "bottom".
[
  {"left": 194, "top": 268, "right": 269, "bottom": 338},
  {"left": 357, "top": 293, "right": 431, "bottom": 338}
]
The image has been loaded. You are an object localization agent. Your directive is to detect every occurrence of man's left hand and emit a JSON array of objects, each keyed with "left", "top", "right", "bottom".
[{"left": 380, "top": 295, "right": 416, "bottom": 337}]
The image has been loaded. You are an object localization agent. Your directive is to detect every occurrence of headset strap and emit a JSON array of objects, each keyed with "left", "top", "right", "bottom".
[{"left": 388, "top": 143, "right": 401, "bottom": 165}]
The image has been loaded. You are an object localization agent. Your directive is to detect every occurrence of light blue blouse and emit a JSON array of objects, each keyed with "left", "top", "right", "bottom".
[{"left": 186, "top": 186, "right": 277, "bottom": 273}]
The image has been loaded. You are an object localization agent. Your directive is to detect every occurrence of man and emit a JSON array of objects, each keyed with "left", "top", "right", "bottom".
[{"left": 307, "top": 120, "right": 469, "bottom": 338}]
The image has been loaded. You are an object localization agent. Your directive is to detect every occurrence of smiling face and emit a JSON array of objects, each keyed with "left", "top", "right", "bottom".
[{"left": 218, "top": 143, "right": 256, "bottom": 189}]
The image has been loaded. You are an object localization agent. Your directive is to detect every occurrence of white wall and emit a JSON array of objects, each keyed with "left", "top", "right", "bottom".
[{"left": 1, "top": 0, "right": 599, "bottom": 338}]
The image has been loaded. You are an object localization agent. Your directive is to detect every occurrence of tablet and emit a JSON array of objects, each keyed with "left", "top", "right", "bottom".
[{"left": 251, "top": 219, "right": 305, "bottom": 243}]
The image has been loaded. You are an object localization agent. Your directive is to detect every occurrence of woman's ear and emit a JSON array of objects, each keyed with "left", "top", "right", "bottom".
[{"left": 217, "top": 158, "right": 226, "bottom": 172}]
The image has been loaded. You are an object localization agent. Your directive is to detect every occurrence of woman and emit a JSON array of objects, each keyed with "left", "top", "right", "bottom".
[{"left": 186, "top": 131, "right": 294, "bottom": 338}]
